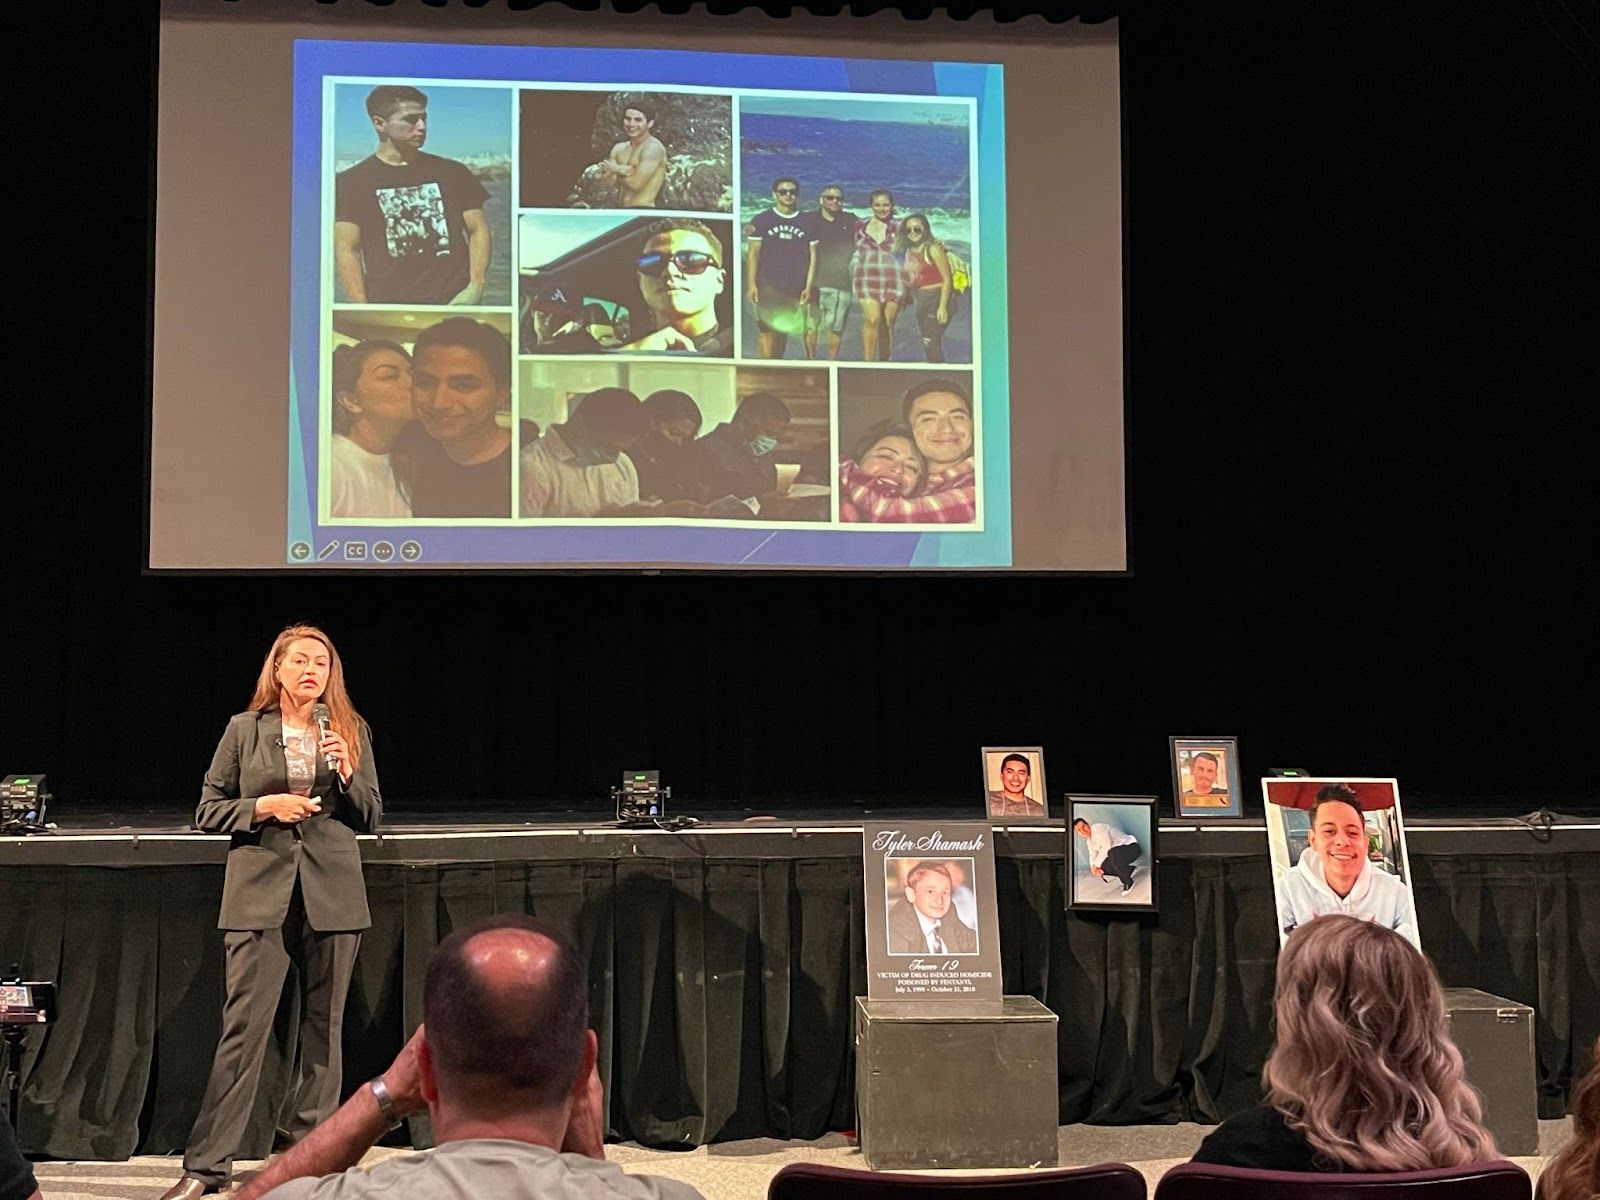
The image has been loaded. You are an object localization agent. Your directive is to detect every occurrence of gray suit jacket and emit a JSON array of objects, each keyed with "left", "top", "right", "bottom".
[
  {"left": 195, "top": 710, "right": 382, "bottom": 932},
  {"left": 886, "top": 900, "right": 979, "bottom": 955}
]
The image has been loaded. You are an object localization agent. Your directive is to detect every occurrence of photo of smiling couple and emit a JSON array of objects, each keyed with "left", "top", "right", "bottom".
[{"left": 837, "top": 371, "right": 977, "bottom": 525}]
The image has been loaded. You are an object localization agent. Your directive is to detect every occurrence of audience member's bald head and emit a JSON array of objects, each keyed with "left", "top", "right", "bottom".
[{"left": 423, "top": 914, "right": 589, "bottom": 1110}]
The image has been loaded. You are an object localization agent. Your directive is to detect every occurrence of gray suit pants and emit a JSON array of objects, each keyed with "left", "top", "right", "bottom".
[{"left": 183, "top": 891, "right": 359, "bottom": 1186}]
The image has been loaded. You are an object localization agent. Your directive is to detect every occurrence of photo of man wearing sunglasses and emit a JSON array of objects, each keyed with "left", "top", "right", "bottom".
[
  {"left": 529, "top": 217, "right": 732, "bottom": 357},
  {"left": 623, "top": 218, "right": 733, "bottom": 355}
]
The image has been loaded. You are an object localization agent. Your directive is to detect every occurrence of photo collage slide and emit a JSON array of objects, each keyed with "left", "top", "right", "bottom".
[{"left": 321, "top": 76, "right": 982, "bottom": 531}]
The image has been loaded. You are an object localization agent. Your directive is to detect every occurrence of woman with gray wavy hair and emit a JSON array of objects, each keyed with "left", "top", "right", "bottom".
[{"left": 1191, "top": 914, "right": 1497, "bottom": 1171}]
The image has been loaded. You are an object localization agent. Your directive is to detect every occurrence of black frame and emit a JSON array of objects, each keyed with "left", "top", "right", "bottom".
[
  {"left": 1168, "top": 735, "right": 1246, "bottom": 822},
  {"left": 1066, "top": 794, "right": 1159, "bottom": 914}
]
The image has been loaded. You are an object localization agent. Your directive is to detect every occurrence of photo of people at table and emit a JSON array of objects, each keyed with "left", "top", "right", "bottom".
[
  {"left": 837, "top": 370, "right": 977, "bottom": 524},
  {"left": 516, "top": 362, "right": 830, "bottom": 520},
  {"left": 739, "top": 95, "right": 973, "bottom": 362}
]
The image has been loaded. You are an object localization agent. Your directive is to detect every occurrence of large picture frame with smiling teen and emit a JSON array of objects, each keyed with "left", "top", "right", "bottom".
[{"left": 1262, "top": 776, "right": 1420, "bottom": 950}]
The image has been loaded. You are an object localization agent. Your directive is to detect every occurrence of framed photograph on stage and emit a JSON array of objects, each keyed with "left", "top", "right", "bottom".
[
  {"left": 1169, "top": 736, "right": 1244, "bottom": 820},
  {"left": 863, "top": 821, "right": 1003, "bottom": 1002},
  {"left": 1067, "top": 796, "right": 1158, "bottom": 913},
  {"left": 1261, "top": 777, "right": 1420, "bottom": 949},
  {"left": 980, "top": 746, "right": 1049, "bottom": 822}
]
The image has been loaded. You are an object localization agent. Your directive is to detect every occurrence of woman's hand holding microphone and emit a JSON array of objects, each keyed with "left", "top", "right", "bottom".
[{"left": 318, "top": 727, "right": 352, "bottom": 785}]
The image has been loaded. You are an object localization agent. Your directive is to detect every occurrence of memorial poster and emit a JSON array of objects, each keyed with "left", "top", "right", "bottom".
[{"left": 863, "top": 821, "right": 1002, "bottom": 1002}]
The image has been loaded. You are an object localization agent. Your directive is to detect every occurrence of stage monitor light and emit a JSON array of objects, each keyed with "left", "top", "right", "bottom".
[
  {"left": 0, "top": 774, "right": 49, "bottom": 831},
  {"left": 614, "top": 770, "right": 669, "bottom": 825}
]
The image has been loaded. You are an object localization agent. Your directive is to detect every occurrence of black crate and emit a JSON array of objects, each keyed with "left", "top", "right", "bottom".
[
  {"left": 1444, "top": 988, "right": 1538, "bottom": 1156},
  {"left": 855, "top": 996, "right": 1059, "bottom": 1169}
]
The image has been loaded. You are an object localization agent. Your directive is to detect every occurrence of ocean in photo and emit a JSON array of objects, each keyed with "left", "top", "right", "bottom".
[{"left": 739, "top": 114, "right": 972, "bottom": 260}]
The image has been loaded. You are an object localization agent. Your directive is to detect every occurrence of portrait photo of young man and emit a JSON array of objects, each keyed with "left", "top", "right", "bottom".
[
  {"left": 1171, "top": 737, "right": 1243, "bottom": 819},
  {"left": 885, "top": 859, "right": 979, "bottom": 956},
  {"left": 1068, "top": 797, "right": 1158, "bottom": 912},
  {"left": 1265, "top": 779, "right": 1420, "bottom": 949},
  {"left": 333, "top": 84, "right": 498, "bottom": 306},
  {"left": 981, "top": 746, "right": 1049, "bottom": 822},
  {"left": 518, "top": 90, "right": 731, "bottom": 212}
]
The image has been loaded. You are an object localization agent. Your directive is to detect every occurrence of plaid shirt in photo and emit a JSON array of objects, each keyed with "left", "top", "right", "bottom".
[
  {"left": 851, "top": 218, "right": 907, "bottom": 303},
  {"left": 838, "top": 459, "right": 977, "bottom": 524}
]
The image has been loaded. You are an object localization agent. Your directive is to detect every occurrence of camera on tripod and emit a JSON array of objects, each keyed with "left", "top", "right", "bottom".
[
  {"left": 2, "top": 971, "right": 56, "bottom": 1128},
  {"left": 0, "top": 981, "right": 53, "bottom": 1028}
]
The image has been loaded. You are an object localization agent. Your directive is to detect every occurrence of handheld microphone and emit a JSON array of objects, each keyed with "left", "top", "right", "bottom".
[{"left": 312, "top": 703, "right": 339, "bottom": 777}]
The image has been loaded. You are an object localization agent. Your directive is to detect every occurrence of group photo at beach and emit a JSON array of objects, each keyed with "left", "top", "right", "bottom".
[{"left": 738, "top": 94, "right": 975, "bottom": 364}]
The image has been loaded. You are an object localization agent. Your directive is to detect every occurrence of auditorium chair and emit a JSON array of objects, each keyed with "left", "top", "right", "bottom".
[
  {"left": 1154, "top": 1160, "right": 1531, "bottom": 1200},
  {"left": 768, "top": 1161, "right": 1147, "bottom": 1200}
]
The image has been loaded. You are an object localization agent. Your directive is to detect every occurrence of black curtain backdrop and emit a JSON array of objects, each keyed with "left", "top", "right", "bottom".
[
  {"left": 2, "top": 3, "right": 1596, "bottom": 816},
  {"left": 2, "top": 851, "right": 1595, "bottom": 1156},
  {"left": 2, "top": 0, "right": 1598, "bottom": 1158}
]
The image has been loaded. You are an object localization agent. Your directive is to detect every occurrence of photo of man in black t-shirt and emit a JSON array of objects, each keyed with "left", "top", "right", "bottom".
[
  {"left": 334, "top": 85, "right": 492, "bottom": 305},
  {"left": 744, "top": 177, "right": 816, "bottom": 359}
]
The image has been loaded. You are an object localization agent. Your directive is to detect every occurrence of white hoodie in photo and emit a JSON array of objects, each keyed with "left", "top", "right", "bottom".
[{"left": 1275, "top": 846, "right": 1420, "bottom": 949}]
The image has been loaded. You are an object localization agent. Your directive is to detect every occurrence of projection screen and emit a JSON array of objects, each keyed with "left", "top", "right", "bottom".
[{"left": 150, "top": 2, "right": 1123, "bottom": 571}]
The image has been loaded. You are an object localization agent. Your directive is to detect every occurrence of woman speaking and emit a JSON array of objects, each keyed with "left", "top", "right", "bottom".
[{"left": 161, "top": 625, "right": 381, "bottom": 1200}]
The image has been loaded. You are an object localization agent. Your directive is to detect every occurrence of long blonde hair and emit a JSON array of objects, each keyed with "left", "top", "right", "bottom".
[
  {"left": 247, "top": 624, "right": 365, "bottom": 773},
  {"left": 1537, "top": 1036, "right": 1599, "bottom": 1200},
  {"left": 1265, "top": 915, "right": 1498, "bottom": 1171}
]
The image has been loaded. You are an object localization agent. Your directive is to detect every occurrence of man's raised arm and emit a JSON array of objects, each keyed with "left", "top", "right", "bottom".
[{"left": 234, "top": 1028, "right": 427, "bottom": 1200}]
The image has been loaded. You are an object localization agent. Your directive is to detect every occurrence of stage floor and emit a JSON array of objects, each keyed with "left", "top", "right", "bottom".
[{"left": 28, "top": 1120, "right": 1573, "bottom": 1200}]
